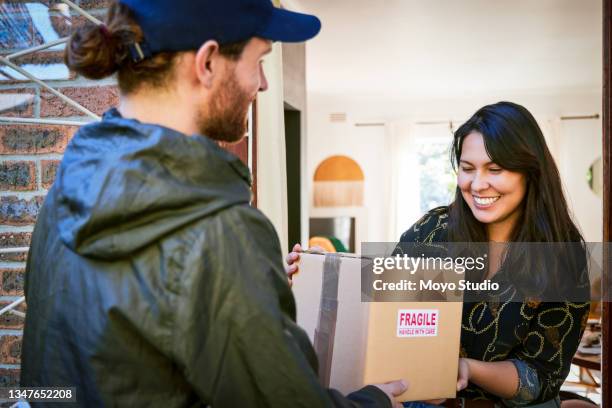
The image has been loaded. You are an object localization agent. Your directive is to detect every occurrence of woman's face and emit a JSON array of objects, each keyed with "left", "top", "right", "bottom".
[{"left": 457, "top": 132, "right": 527, "bottom": 230}]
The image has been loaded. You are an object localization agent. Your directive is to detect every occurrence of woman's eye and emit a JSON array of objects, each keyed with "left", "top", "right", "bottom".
[
  {"left": 489, "top": 167, "right": 503, "bottom": 173},
  {"left": 460, "top": 167, "right": 474, "bottom": 172}
]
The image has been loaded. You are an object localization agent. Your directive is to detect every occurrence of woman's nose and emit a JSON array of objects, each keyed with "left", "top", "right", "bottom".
[{"left": 471, "top": 171, "right": 490, "bottom": 191}]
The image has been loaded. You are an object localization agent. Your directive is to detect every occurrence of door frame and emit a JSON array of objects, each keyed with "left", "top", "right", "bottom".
[{"left": 602, "top": 0, "right": 611, "bottom": 406}]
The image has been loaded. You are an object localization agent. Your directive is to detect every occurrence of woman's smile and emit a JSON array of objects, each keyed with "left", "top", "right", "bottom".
[
  {"left": 457, "top": 132, "right": 527, "bottom": 234},
  {"left": 472, "top": 195, "right": 501, "bottom": 208}
]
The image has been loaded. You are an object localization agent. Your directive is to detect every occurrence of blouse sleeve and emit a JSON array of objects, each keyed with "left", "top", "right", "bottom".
[
  {"left": 505, "top": 301, "right": 589, "bottom": 405},
  {"left": 501, "top": 359, "right": 541, "bottom": 406}
]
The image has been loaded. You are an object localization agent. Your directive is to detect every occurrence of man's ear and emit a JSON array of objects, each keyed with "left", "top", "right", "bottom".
[{"left": 194, "top": 40, "right": 221, "bottom": 89}]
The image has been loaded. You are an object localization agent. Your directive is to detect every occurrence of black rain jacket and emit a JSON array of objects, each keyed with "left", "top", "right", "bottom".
[{"left": 20, "top": 109, "right": 391, "bottom": 408}]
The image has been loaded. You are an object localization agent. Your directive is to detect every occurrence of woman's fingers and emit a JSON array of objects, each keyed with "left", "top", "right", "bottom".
[
  {"left": 285, "top": 243, "right": 329, "bottom": 288},
  {"left": 286, "top": 244, "right": 302, "bottom": 287},
  {"left": 286, "top": 243, "right": 303, "bottom": 266},
  {"left": 285, "top": 251, "right": 299, "bottom": 265}
]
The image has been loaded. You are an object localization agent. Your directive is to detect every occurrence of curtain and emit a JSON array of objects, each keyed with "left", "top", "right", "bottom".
[{"left": 384, "top": 121, "right": 421, "bottom": 241}]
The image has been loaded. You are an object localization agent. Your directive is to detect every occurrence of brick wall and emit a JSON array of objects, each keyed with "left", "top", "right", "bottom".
[
  {"left": 0, "top": 0, "right": 252, "bottom": 390},
  {"left": 0, "top": 0, "right": 115, "bottom": 388}
]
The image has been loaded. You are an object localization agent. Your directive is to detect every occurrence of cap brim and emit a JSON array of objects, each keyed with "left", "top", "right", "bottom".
[{"left": 256, "top": 8, "right": 321, "bottom": 43}]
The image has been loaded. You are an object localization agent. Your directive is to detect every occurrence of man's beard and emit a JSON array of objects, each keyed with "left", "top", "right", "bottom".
[{"left": 198, "top": 71, "right": 252, "bottom": 143}]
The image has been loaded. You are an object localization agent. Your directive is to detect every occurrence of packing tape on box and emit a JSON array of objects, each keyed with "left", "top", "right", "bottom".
[{"left": 313, "top": 253, "right": 341, "bottom": 387}]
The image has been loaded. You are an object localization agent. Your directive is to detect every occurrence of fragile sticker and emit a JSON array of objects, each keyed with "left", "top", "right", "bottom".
[{"left": 397, "top": 309, "right": 439, "bottom": 337}]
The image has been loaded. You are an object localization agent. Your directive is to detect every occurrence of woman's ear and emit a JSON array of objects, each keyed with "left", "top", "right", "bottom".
[{"left": 194, "top": 40, "right": 221, "bottom": 89}]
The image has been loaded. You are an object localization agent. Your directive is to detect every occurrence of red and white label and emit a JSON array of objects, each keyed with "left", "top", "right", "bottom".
[{"left": 397, "top": 309, "right": 439, "bottom": 337}]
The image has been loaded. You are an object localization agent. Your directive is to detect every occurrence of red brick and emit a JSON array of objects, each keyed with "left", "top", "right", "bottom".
[
  {"left": 0, "top": 89, "right": 35, "bottom": 118},
  {"left": 78, "top": 0, "right": 112, "bottom": 9},
  {"left": 0, "top": 269, "right": 25, "bottom": 296},
  {"left": 0, "top": 196, "right": 45, "bottom": 226},
  {"left": 0, "top": 230, "right": 30, "bottom": 263},
  {"left": 10, "top": 50, "right": 64, "bottom": 66},
  {"left": 0, "top": 125, "right": 75, "bottom": 155},
  {"left": 0, "top": 302, "right": 26, "bottom": 330},
  {"left": 41, "top": 85, "right": 119, "bottom": 118},
  {"left": 0, "top": 161, "right": 36, "bottom": 191},
  {"left": 0, "top": 368, "right": 20, "bottom": 388},
  {"left": 0, "top": 232, "right": 31, "bottom": 249},
  {"left": 0, "top": 336, "right": 21, "bottom": 365},
  {"left": 8, "top": 9, "right": 106, "bottom": 39},
  {"left": 41, "top": 160, "right": 61, "bottom": 189},
  {"left": 47, "top": 2, "right": 73, "bottom": 38},
  {"left": 66, "top": 14, "right": 111, "bottom": 38},
  {"left": 0, "top": 252, "right": 28, "bottom": 263}
]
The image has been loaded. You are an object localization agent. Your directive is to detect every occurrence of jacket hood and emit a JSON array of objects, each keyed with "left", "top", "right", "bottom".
[{"left": 53, "top": 108, "right": 252, "bottom": 260}]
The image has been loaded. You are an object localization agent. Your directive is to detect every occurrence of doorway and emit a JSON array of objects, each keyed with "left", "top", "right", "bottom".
[{"left": 285, "top": 104, "right": 302, "bottom": 249}]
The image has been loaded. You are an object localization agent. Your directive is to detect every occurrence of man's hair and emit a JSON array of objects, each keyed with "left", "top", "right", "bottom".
[{"left": 65, "top": 1, "right": 249, "bottom": 94}]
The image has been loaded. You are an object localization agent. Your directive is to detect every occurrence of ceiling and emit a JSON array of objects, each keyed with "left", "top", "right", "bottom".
[{"left": 287, "top": 0, "right": 603, "bottom": 99}]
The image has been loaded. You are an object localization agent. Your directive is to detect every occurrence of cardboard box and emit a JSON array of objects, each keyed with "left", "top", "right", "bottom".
[{"left": 292, "top": 252, "right": 462, "bottom": 402}]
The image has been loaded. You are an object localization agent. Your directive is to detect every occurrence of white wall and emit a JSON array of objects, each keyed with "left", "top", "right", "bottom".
[
  {"left": 307, "top": 113, "right": 388, "bottom": 243},
  {"left": 557, "top": 118, "right": 603, "bottom": 242}
]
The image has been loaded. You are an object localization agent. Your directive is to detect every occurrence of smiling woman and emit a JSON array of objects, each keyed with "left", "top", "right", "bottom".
[
  {"left": 449, "top": 102, "right": 577, "bottom": 245},
  {"left": 399, "top": 101, "right": 590, "bottom": 407},
  {"left": 456, "top": 132, "right": 527, "bottom": 241}
]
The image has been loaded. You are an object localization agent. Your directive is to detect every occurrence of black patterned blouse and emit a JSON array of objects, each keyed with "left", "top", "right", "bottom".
[{"left": 399, "top": 206, "right": 590, "bottom": 406}]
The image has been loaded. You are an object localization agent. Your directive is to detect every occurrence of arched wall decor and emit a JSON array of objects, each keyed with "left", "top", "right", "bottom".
[{"left": 313, "top": 155, "right": 364, "bottom": 207}]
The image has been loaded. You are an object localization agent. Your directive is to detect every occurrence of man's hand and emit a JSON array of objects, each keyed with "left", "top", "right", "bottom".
[{"left": 374, "top": 380, "right": 408, "bottom": 408}]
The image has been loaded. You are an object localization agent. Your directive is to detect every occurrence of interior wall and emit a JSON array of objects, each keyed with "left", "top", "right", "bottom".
[
  {"left": 307, "top": 114, "right": 388, "bottom": 242},
  {"left": 307, "top": 90, "right": 603, "bottom": 243},
  {"left": 558, "top": 118, "right": 604, "bottom": 242}
]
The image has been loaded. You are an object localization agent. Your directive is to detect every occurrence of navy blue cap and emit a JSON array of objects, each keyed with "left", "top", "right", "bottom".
[{"left": 119, "top": 0, "right": 321, "bottom": 55}]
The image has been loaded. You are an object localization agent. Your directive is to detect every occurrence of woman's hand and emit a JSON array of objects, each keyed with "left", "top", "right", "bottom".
[
  {"left": 455, "top": 358, "right": 518, "bottom": 399},
  {"left": 285, "top": 243, "right": 303, "bottom": 287},
  {"left": 285, "top": 243, "right": 325, "bottom": 287},
  {"left": 457, "top": 357, "right": 471, "bottom": 391}
]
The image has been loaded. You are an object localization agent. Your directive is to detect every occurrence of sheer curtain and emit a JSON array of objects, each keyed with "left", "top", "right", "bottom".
[
  {"left": 536, "top": 116, "right": 562, "bottom": 166},
  {"left": 384, "top": 120, "right": 421, "bottom": 242}
]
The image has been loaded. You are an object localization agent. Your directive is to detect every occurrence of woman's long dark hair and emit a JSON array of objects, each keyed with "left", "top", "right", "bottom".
[{"left": 447, "top": 101, "right": 587, "bottom": 299}]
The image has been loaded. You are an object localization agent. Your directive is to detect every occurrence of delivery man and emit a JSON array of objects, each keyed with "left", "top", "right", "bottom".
[{"left": 20, "top": 0, "right": 407, "bottom": 406}]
